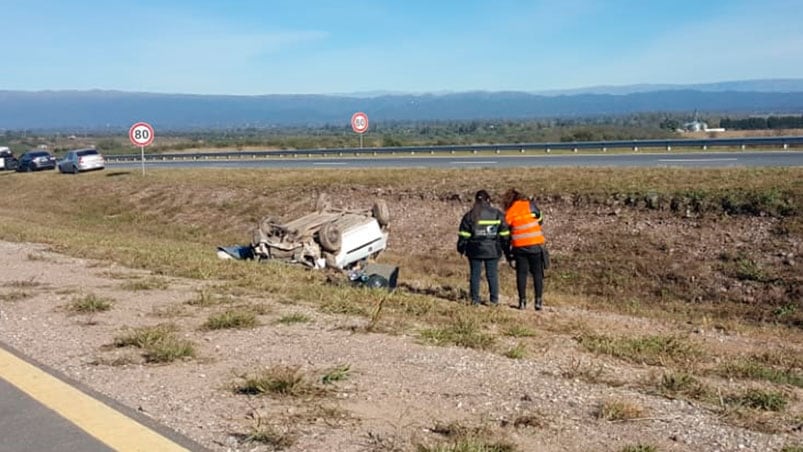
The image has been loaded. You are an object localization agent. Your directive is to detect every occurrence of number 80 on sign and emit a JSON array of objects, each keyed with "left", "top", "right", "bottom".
[{"left": 129, "top": 122, "right": 155, "bottom": 147}]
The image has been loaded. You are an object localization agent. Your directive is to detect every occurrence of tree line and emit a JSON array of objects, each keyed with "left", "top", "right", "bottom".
[{"left": 720, "top": 115, "right": 803, "bottom": 130}]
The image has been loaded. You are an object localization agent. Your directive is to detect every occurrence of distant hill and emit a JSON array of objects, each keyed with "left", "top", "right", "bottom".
[{"left": 2, "top": 79, "right": 803, "bottom": 131}]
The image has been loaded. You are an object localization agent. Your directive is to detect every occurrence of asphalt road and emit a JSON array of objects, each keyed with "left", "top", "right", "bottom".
[{"left": 106, "top": 150, "right": 803, "bottom": 170}]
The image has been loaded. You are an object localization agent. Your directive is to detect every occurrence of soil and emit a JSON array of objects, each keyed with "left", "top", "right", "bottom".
[{"left": 0, "top": 193, "right": 801, "bottom": 452}]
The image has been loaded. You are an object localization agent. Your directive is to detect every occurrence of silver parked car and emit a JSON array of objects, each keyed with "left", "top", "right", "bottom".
[{"left": 58, "top": 148, "right": 105, "bottom": 174}]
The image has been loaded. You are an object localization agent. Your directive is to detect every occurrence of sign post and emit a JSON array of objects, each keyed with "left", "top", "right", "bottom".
[
  {"left": 350, "top": 112, "right": 369, "bottom": 148},
  {"left": 128, "top": 122, "right": 155, "bottom": 175}
]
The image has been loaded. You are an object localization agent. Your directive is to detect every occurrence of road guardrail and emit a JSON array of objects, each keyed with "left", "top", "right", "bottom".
[{"left": 105, "top": 135, "right": 803, "bottom": 162}]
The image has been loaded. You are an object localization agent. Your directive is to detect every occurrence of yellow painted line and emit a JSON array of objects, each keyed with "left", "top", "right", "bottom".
[{"left": 0, "top": 347, "right": 188, "bottom": 451}]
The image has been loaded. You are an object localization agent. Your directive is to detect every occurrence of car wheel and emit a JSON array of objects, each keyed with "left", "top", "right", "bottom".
[
  {"left": 72, "top": 165, "right": 78, "bottom": 174},
  {"left": 26, "top": 165, "right": 32, "bottom": 172},
  {"left": 319, "top": 222, "right": 342, "bottom": 252}
]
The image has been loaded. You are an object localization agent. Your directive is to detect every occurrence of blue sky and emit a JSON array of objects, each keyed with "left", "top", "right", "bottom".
[{"left": 3, "top": 0, "right": 802, "bottom": 95}]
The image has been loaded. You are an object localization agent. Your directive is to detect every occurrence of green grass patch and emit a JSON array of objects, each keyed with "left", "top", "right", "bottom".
[
  {"left": 503, "top": 343, "right": 526, "bottom": 360},
  {"left": 726, "top": 389, "right": 789, "bottom": 412},
  {"left": 502, "top": 325, "right": 536, "bottom": 337},
  {"left": 715, "top": 355, "right": 803, "bottom": 388},
  {"left": 420, "top": 315, "right": 495, "bottom": 350},
  {"left": 619, "top": 445, "right": 657, "bottom": 452},
  {"left": 113, "top": 324, "right": 196, "bottom": 363},
  {"left": 202, "top": 309, "right": 259, "bottom": 330},
  {"left": 321, "top": 364, "right": 351, "bottom": 385},
  {"left": 656, "top": 372, "right": 712, "bottom": 401},
  {"left": 577, "top": 333, "right": 703, "bottom": 367},
  {"left": 235, "top": 366, "right": 321, "bottom": 397},
  {"left": 67, "top": 294, "right": 113, "bottom": 313},
  {"left": 420, "top": 422, "right": 515, "bottom": 452}
]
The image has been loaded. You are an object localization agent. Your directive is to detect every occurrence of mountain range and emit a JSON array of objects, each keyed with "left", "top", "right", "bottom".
[{"left": 1, "top": 79, "right": 802, "bottom": 131}]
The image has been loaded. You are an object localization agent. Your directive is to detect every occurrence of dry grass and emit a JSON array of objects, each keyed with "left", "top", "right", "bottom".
[
  {"left": 235, "top": 366, "right": 323, "bottom": 397},
  {"left": 595, "top": 399, "right": 646, "bottom": 421},
  {"left": 113, "top": 324, "right": 196, "bottom": 363}
]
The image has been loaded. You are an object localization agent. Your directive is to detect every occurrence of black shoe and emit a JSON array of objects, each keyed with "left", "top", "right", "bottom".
[
  {"left": 535, "top": 298, "right": 543, "bottom": 311},
  {"left": 518, "top": 300, "right": 526, "bottom": 310}
]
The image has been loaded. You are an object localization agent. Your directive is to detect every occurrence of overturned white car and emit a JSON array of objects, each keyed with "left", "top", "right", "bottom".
[{"left": 249, "top": 194, "right": 390, "bottom": 270}]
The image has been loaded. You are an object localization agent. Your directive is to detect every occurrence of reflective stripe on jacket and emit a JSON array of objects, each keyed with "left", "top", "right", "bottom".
[
  {"left": 457, "top": 204, "right": 511, "bottom": 259},
  {"left": 505, "top": 199, "right": 545, "bottom": 248}
]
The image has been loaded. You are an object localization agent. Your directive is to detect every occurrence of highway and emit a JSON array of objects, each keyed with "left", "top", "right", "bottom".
[{"left": 106, "top": 150, "right": 803, "bottom": 170}]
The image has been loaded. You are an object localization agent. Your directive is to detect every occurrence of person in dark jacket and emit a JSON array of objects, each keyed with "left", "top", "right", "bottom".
[
  {"left": 502, "top": 188, "right": 548, "bottom": 310},
  {"left": 457, "top": 190, "right": 511, "bottom": 305}
]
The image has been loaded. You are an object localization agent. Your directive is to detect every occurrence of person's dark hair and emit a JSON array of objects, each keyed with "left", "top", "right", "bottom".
[
  {"left": 469, "top": 190, "right": 492, "bottom": 222},
  {"left": 502, "top": 188, "right": 529, "bottom": 209}
]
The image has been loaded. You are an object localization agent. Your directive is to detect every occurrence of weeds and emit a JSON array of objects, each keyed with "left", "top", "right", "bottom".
[
  {"left": 120, "top": 277, "right": 169, "bottom": 291},
  {"left": 113, "top": 324, "right": 196, "bottom": 363},
  {"left": 715, "top": 355, "right": 803, "bottom": 388},
  {"left": 656, "top": 372, "right": 712, "bottom": 401},
  {"left": 276, "top": 313, "right": 310, "bottom": 324},
  {"left": 235, "top": 366, "right": 321, "bottom": 397},
  {"left": 186, "top": 289, "right": 234, "bottom": 307},
  {"left": 619, "top": 445, "right": 657, "bottom": 452},
  {"left": 0, "top": 291, "right": 32, "bottom": 302},
  {"left": 202, "top": 309, "right": 258, "bottom": 330},
  {"left": 243, "top": 411, "right": 295, "bottom": 449},
  {"left": 420, "top": 421, "right": 515, "bottom": 452},
  {"left": 67, "top": 294, "right": 113, "bottom": 313},
  {"left": 560, "top": 359, "right": 606, "bottom": 384},
  {"left": 420, "top": 315, "right": 495, "bottom": 350},
  {"left": 726, "top": 389, "right": 788, "bottom": 412},
  {"left": 321, "top": 364, "right": 351, "bottom": 385},
  {"left": 595, "top": 399, "right": 645, "bottom": 421},
  {"left": 577, "top": 334, "right": 703, "bottom": 367},
  {"left": 502, "top": 325, "right": 536, "bottom": 338},
  {"left": 503, "top": 343, "right": 526, "bottom": 360}
]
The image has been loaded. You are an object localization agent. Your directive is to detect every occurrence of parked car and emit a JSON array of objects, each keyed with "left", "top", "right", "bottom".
[
  {"left": 0, "top": 147, "right": 18, "bottom": 171},
  {"left": 58, "top": 148, "right": 105, "bottom": 174},
  {"left": 16, "top": 150, "right": 56, "bottom": 172}
]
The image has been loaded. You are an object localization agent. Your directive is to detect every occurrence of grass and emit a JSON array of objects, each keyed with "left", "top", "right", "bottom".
[
  {"left": 726, "top": 388, "right": 789, "bottom": 412},
  {"left": 576, "top": 333, "right": 704, "bottom": 367},
  {"left": 714, "top": 354, "right": 803, "bottom": 388},
  {"left": 186, "top": 288, "right": 234, "bottom": 307},
  {"left": 655, "top": 372, "right": 712, "bottom": 401},
  {"left": 503, "top": 343, "right": 526, "bottom": 360},
  {"left": 113, "top": 324, "right": 196, "bottom": 363},
  {"left": 202, "top": 309, "right": 259, "bottom": 330},
  {"left": 67, "top": 294, "right": 113, "bottom": 313},
  {"left": 420, "top": 422, "right": 516, "bottom": 452},
  {"left": 276, "top": 313, "right": 310, "bottom": 324},
  {"left": 320, "top": 364, "right": 351, "bottom": 385},
  {"left": 0, "top": 291, "right": 33, "bottom": 302},
  {"left": 235, "top": 366, "right": 321, "bottom": 397},
  {"left": 420, "top": 315, "right": 496, "bottom": 350},
  {"left": 119, "top": 277, "right": 169, "bottom": 291},
  {"left": 595, "top": 399, "right": 645, "bottom": 421},
  {"left": 619, "top": 445, "right": 657, "bottom": 452}
]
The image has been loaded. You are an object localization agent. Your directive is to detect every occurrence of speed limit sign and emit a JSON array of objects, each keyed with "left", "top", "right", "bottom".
[
  {"left": 351, "top": 112, "right": 369, "bottom": 134},
  {"left": 129, "top": 122, "right": 155, "bottom": 147}
]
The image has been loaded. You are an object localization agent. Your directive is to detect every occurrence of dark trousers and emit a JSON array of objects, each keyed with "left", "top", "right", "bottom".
[
  {"left": 469, "top": 258, "right": 499, "bottom": 305},
  {"left": 514, "top": 248, "right": 544, "bottom": 303}
]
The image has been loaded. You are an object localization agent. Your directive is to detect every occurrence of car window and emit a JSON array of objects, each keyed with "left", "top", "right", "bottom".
[{"left": 76, "top": 150, "right": 99, "bottom": 157}]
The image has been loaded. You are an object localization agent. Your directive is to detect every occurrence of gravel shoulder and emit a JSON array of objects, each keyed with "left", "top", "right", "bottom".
[{"left": 0, "top": 240, "right": 800, "bottom": 452}]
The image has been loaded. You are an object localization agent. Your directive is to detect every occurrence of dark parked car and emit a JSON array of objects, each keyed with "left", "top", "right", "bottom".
[{"left": 17, "top": 150, "right": 57, "bottom": 172}]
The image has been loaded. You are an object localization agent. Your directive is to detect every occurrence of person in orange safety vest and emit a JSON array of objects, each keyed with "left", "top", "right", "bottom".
[{"left": 502, "top": 188, "right": 548, "bottom": 310}]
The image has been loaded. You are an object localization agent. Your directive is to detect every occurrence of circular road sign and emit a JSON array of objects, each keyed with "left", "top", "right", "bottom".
[
  {"left": 129, "top": 122, "right": 155, "bottom": 147},
  {"left": 351, "top": 112, "right": 369, "bottom": 134}
]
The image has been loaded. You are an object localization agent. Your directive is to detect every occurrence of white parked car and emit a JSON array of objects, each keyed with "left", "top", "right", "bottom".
[{"left": 58, "top": 148, "right": 105, "bottom": 174}]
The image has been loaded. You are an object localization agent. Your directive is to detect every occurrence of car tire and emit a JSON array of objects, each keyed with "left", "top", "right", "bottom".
[
  {"left": 72, "top": 165, "right": 78, "bottom": 174},
  {"left": 319, "top": 222, "right": 341, "bottom": 252},
  {"left": 372, "top": 200, "right": 390, "bottom": 227}
]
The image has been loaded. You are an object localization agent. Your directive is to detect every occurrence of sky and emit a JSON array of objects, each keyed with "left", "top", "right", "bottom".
[{"left": 2, "top": 0, "right": 803, "bottom": 95}]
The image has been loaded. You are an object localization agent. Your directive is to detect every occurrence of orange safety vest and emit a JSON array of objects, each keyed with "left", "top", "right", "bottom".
[{"left": 505, "top": 199, "right": 545, "bottom": 248}]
